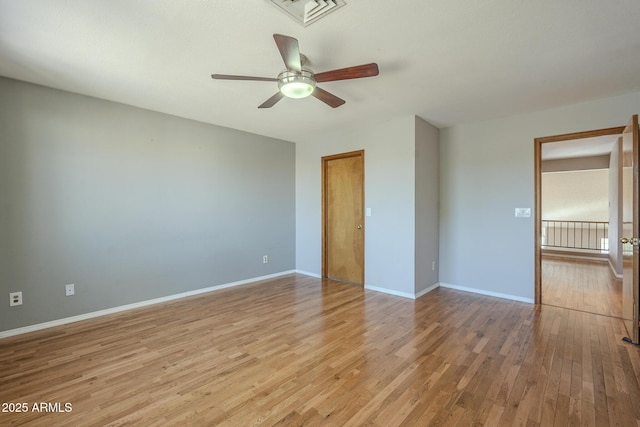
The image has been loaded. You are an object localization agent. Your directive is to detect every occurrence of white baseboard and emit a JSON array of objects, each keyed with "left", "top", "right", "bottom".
[
  {"left": 607, "top": 258, "right": 623, "bottom": 279},
  {"left": 295, "top": 269, "right": 322, "bottom": 278},
  {"left": 364, "top": 285, "right": 415, "bottom": 299},
  {"left": 541, "top": 250, "right": 608, "bottom": 262},
  {"left": 0, "top": 270, "right": 296, "bottom": 339},
  {"left": 415, "top": 283, "right": 440, "bottom": 299},
  {"left": 439, "top": 282, "right": 534, "bottom": 304},
  {"left": 295, "top": 272, "right": 432, "bottom": 300},
  {"left": 364, "top": 282, "right": 439, "bottom": 300}
]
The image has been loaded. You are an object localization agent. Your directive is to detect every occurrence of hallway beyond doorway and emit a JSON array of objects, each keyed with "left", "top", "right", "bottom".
[{"left": 542, "top": 256, "right": 622, "bottom": 318}]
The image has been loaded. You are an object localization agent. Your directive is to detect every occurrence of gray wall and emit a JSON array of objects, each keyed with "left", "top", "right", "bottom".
[
  {"left": 295, "top": 114, "right": 440, "bottom": 297},
  {"left": 296, "top": 115, "right": 417, "bottom": 296},
  {"left": 0, "top": 77, "right": 295, "bottom": 332},
  {"left": 439, "top": 90, "right": 640, "bottom": 301},
  {"left": 415, "top": 116, "right": 439, "bottom": 294}
]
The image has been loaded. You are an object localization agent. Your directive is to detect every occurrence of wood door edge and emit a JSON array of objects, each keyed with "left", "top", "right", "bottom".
[{"left": 627, "top": 114, "right": 639, "bottom": 342}]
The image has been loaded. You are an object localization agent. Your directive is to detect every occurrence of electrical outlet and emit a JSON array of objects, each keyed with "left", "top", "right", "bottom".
[
  {"left": 432, "top": 261, "right": 437, "bottom": 271},
  {"left": 263, "top": 255, "right": 268, "bottom": 264},
  {"left": 9, "top": 291, "right": 22, "bottom": 306},
  {"left": 65, "top": 284, "right": 75, "bottom": 296}
]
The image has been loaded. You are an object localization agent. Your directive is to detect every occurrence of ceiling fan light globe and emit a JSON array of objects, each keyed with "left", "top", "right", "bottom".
[
  {"left": 278, "top": 70, "right": 316, "bottom": 98},
  {"left": 280, "top": 81, "right": 315, "bottom": 98}
]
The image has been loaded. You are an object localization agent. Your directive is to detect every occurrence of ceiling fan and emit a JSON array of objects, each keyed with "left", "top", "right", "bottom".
[{"left": 211, "top": 34, "right": 379, "bottom": 108}]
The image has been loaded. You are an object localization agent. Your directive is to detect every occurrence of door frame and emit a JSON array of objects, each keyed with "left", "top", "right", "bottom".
[
  {"left": 321, "top": 149, "right": 365, "bottom": 283},
  {"left": 534, "top": 126, "right": 625, "bottom": 304}
]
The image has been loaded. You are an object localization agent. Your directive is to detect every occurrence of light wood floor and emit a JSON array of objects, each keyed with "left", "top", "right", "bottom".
[
  {"left": 2, "top": 274, "right": 640, "bottom": 426},
  {"left": 541, "top": 256, "right": 623, "bottom": 318}
]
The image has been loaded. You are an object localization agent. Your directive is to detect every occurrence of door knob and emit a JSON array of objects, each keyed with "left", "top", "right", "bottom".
[
  {"left": 357, "top": 224, "right": 362, "bottom": 229},
  {"left": 620, "top": 237, "right": 640, "bottom": 246}
]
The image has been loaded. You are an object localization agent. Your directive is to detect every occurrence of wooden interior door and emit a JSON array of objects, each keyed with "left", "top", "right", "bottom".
[
  {"left": 322, "top": 150, "right": 364, "bottom": 285},
  {"left": 621, "top": 114, "right": 639, "bottom": 344}
]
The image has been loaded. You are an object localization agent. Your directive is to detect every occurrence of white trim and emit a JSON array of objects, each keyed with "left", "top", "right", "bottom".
[
  {"left": 542, "top": 251, "right": 608, "bottom": 263},
  {"left": 607, "top": 258, "right": 623, "bottom": 279},
  {"left": 439, "top": 282, "right": 535, "bottom": 304},
  {"left": 0, "top": 270, "right": 296, "bottom": 339},
  {"left": 364, "top": 285, "right": 415, "bottom": 299},
  {"left": 296, "top": 273, "right": 422, "bottom": 299},
  {"left": 364, "top": 283, "right": 440, "bottom": 300},
  {"left": 415, "top": 282, "right": 440, "bottom": 299},
  {"left": 295, "top": 269, "right": 322, "bottom": 278}
]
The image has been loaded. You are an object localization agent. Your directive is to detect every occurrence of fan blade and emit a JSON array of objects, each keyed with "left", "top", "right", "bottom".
[
  {"left": 211, "top": 74, "right": 277, "bottom": 82},
  {"left": 312, "top": 87, "right": 345, "bottom": 108},
  {"left": 314, "top": 63, "right": 379, "bottom": 82},
  {"left": 273, "top": 34, "right": 302, "bottom": 72},
  {"left": 258, "top": 92, "right": 285, "bottom": 109}
]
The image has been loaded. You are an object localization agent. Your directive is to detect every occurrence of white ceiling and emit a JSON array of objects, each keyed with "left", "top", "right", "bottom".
[{"left": 1, "top": 1, "right": 639, "bottom": 144}]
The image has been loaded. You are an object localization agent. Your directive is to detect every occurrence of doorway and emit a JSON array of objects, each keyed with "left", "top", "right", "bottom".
[
  {"left": 322, "top": 150, "right": 365, "bottom": 285},
  {"left": 535, "top": 118, "right": 639, "bottom": 343},
  {"left": 534, "top": 126, "right": 625, "bottom": 315}
]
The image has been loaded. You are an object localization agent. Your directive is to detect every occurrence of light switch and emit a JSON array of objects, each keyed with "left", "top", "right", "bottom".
[
  {"left": 515, "top": 208, "right": 531, "bottom": 218},
  {"left": 366, "top": 208, "right": 372, "bottom": 217}
]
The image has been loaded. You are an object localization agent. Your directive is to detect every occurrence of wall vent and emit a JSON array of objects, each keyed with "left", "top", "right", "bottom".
[{"left": 267, "top": 0, "right": 346, "bottom": 27}]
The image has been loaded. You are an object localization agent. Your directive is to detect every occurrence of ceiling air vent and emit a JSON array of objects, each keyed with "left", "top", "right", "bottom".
[{"left": 267, "top": 0, "right": 346, "bottom": 27}]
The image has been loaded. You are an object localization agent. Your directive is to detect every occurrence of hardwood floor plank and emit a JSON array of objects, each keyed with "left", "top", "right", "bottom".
[{"left": 2, "top": 274, "right": 640, "bottom": 426}]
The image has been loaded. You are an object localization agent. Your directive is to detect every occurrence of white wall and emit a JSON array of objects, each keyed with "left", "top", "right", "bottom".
[
  {"left": 542, "top": 170, "right": 609, "bottom": 221},
  {"left": 439, "top": 91, "right": 640, "bottom": 301},
  {"left": 609, "top": 139, "right": 623, "bottom": 275},
  {"left": 296, "top": 115, "right": 417, "bottom": 296}
]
